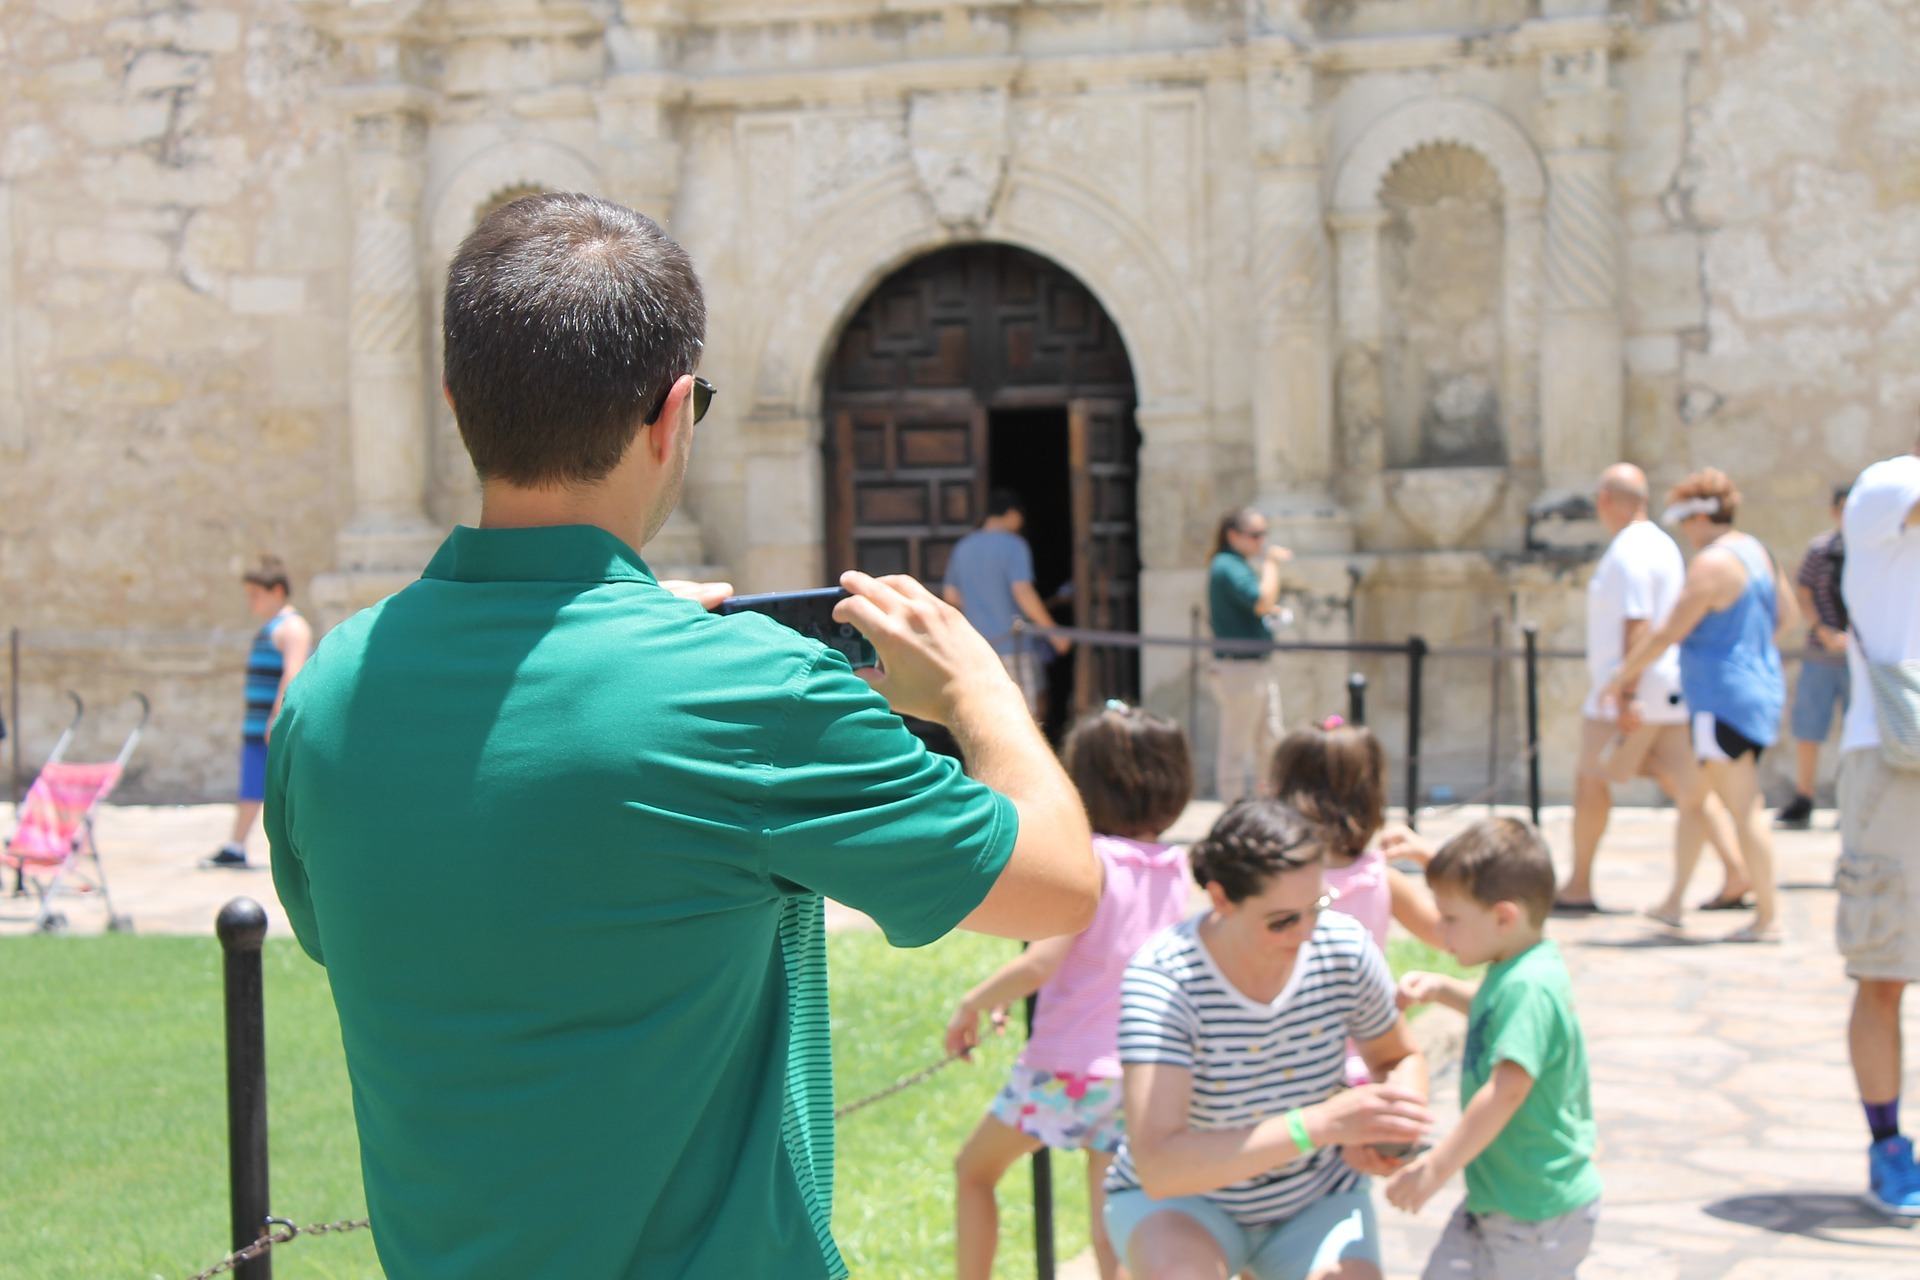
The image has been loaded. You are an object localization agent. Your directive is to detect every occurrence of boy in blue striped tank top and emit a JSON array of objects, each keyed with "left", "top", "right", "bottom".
[{"left": 204, "top": 555, "right": 311, "bottom": 868}]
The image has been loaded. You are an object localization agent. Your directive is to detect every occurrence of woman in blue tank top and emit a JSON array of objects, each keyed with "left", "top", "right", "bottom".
[{"left": 1605, "top": 469, "right": 1799, "bottom": 944}]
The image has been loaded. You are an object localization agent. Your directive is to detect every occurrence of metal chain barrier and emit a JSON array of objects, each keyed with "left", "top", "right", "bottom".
[
  {"left": 185, "top": 1216, "right": 371, "bottom": 1280},
  {"left": 833, "top": 1052, "right": 958, "bottom": 1121}
]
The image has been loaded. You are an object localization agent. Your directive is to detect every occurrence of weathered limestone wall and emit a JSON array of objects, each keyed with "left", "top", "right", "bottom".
[
  {"left": 2, "top": 1, "right": 1916, "bottom": 802},
  {"left": 2, "top": 1, "right": 349, "bottom": 796}
]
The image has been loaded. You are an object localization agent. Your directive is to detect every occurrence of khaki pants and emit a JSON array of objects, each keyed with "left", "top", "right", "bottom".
[
  {"left": 1210, "top": 658, "right": 1283, "bottom": 803},
  {"left": 1837, "top": 749, "right": 1920, "bottom": 982}
]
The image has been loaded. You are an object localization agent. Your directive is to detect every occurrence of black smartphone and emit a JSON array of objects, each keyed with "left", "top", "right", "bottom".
[
  {"left": 1370, "top": 1141, "right": 1432, "bottom": 1161},
  {"left": 718, "top": 588, "right": 879, "bottom": 669}
]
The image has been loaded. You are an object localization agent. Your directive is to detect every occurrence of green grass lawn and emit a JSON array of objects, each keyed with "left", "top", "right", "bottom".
[{"left": 0, "top": 930, "right": 1469, "bottom": 1280}]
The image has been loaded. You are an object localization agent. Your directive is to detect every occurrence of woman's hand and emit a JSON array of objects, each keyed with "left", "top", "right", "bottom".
[
  {"left": 1384, "top": 1152, "right": 1448, "bottom": 1213},
  {"left": 1306, "top": 1084, "right": 1432, "bottom": 1151}
]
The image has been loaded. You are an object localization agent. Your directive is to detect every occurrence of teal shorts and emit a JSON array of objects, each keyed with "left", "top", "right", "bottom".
[{"left": 1104, "top": 1184, "right": 1380, "bottom": 1280}]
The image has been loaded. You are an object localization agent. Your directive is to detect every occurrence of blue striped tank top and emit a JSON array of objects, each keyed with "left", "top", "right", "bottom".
[{"left": 243, "top": 614, "right": 288, "bottom": 741}]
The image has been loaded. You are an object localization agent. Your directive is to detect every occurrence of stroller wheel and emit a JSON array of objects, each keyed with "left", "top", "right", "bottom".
[
  {"left": 38, "top": 912, "right": 69, "bottom": 934},
  {"left": 108, "top": 914, "right": 134, "bottom": 933}
]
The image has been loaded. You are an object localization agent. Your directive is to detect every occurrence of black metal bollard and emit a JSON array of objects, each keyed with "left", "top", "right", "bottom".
[
  {"left": 1187, "top": 606, "right": 1202, "bottom": 747},
  {"left": 1024, "top": 990, "right": 1055, "bottom": 1280},
  {"left": 1346, "top": 672, "right": 1367, "bottom": 727},
  {"left": 217, "top": 898, "right": 273, "bottom": 1279},
  {"left": 1404, "top": 638, "right": 1427, "bottom": 830},
  {"left": 1522, "top": 625, "right": 1543, "bottom": 828}
]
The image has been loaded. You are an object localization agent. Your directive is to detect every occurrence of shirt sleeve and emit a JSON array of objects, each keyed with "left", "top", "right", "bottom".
[
  {"left": 1118, "top": 959, "right": 1197, "bottom": 1067},
  {"left": 1009, "top": 536, "right": 1035, "bottom": 587},
  {"left": 1795, "top": 539, "right": 1823, "bottom": 591},
  {"left": 760, "top": 650, "right": 1017, "bottom": 948},
  {"left": 1217, "top": 557, "right": 1261, "bottom": 610},
  {"left": 1614, "top": 553, "right": 1657, "bottom": 621},
  {"left": 1345, "top": 936, "right": 1400, "bottom": 1043},
  {"left": 1480, "top": 982, "right": 1558, "bottom": 1081},
  {"left": 1846, "top": 465, "right": 1920, "bottom": 548},
  {"left": 264, "top": 708, "right": 323, "bottom": 965}
]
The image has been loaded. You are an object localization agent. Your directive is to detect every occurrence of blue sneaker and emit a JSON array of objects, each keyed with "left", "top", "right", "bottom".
[{"left": 1866, "top": 1136, "right": 1920, "bottom": 1217}]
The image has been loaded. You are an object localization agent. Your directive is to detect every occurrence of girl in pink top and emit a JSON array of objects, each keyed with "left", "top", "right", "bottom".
[
  {"left": 947, "top": 703, "right": 1196, "bottom": 1280},
  {"left": 1271, "top": 720, "right": 1444, "bottom": 1084}
]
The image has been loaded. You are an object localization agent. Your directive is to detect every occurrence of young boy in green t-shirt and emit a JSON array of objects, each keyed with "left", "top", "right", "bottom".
[{"left": 1385, "top": 817, "right": 1603, "bottom": 1278}]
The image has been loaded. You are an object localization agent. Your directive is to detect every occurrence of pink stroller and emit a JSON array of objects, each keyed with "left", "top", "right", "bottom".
[{"left": 4, "top": 692, "right": 149, "bottom": 933}]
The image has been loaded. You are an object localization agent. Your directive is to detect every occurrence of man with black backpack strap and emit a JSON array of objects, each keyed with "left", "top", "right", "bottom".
[{"left": 1776, "top": 484, "right": 1854, "bottom": 829}]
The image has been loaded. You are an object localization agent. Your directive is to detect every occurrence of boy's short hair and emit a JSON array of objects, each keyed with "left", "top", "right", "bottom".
[
  {"left": 242, "top": 554, "right": 291, "bottom": 596},
  {"left": 1424, "top": 817, "right": 1556, "bottom": 926},
  {"left": 986, "top": 488, "right": 1024, "bottom": 519},
  {"left": 1062, "top": 703, "right": 1193, "bottom": 838}
]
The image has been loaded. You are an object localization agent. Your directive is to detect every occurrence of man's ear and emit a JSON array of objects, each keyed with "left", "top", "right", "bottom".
[
  {"left": 442, "top": 383, "right": 457, "bottom": 412},
  {"left": 644, "top": 374, "right": 695, "bottom": 463}
]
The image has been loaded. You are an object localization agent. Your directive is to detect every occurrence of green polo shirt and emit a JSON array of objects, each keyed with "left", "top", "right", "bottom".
[
  {"left": 266, "top": 525, "right": 1017, "bottom": 1279},
  {"left": 1207, "top": 551, "right": 1268, "bottom": 655}
]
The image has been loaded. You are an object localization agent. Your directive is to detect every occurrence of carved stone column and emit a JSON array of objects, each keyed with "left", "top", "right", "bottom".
[
  {"left": 1248, "top": 62, "right": 1349, "bottom": 551},
  {"left": 338, "top": 86, "right": 440, "bottom": 574},
  {"left": 1330, "top": 208, "right": 1390, "bottom": 479},
  {"left": 1538, "top": 43, "right": 1622, "bottom": 490}
]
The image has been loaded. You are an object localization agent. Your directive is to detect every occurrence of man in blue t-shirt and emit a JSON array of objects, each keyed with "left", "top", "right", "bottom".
[{"left": 942, "top": 489, "right": 1071, "bottom": 716}]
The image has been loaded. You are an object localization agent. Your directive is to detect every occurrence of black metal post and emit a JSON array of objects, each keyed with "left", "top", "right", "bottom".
[
  {"left": 1486, "top": 613, "right": 1504, "bottom": 812},
  {"left": 1404, "top": 638, "right": 1427, "bottom": 830},
  {"left": 217, "top": 898, "right": 273, "bottom": 1279},
  {"left": 1346, "top": 672, "right": 1367, "bottom": 727},
  {"left": 1024, "top": 990, "right": 1055, "bottom": 1280},
  {"left": 1187, "top": 606, "right": 1202, "bottom": 746},
  {"left": 1523, "top": 624, "right": 1542, "bottom": 828}
]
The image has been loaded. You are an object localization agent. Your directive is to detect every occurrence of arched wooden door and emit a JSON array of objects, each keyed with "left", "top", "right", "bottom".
[{"left": 823, "top": 245, "right": 1141, "bottom": 711}]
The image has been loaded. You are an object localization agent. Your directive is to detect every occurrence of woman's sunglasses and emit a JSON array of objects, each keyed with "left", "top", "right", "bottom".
[
  {"left": 650, "top": 376, "right": 717, "bottom": 426},
  {"left": 1265, "top": 890, "right": 1336, "bottom": 935}
]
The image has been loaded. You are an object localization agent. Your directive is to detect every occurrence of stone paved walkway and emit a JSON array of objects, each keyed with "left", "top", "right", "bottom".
[{"left": 6, "top": 800, "right": 1917, "bottom": 1276}]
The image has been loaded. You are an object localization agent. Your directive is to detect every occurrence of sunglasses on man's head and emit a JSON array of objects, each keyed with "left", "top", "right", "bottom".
[{"left": 650, "top": 375, "right": 717, "bottom": 426}]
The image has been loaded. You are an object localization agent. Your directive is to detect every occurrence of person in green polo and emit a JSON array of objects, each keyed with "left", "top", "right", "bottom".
[{"left": 266, "top": 193, "right": 1099, "bottom": 1280}]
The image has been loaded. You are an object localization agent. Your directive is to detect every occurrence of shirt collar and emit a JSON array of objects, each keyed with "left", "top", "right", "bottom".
[{"left": 421, "top": 524, "right": 659, "bottom": 586}]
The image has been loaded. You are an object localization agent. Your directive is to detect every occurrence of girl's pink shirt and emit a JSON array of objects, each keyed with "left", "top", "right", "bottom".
[
  {"left": 1019, "top": 836, "right": 1192, "bottom": 1079},
  {"left": 1325, "top": 843, "right": 1394, "bottom": 1084}
]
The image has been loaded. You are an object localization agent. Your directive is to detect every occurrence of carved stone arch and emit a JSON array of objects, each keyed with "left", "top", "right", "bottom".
[
  {"left": 425, "top": 139, "right": 603, "bottom": 269},
  {"left": 1331, "top": 97, "right": 1545, "bottom": 215},
  {"left": 749, "top": 169, "right": 1200, "bottom": 436}
]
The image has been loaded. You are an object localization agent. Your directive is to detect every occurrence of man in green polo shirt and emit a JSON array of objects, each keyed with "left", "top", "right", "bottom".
[{"left": 266, "top": 193, "right": 1099, "bottom": 1279}]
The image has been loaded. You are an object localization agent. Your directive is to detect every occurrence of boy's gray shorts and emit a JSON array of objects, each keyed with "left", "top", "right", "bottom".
[{"left": 1420, "top": 1198, "right": 1599, "bottom": 1280}]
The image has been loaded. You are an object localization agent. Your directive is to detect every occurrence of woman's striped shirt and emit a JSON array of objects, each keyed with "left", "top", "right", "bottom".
[{"left": 1104, "top": 910, "right": 1400, "bottom": 1225}]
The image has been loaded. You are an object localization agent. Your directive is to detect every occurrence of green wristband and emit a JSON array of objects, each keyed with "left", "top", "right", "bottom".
[{"left": 1285, "top": 1108, "right": 1315, "bottom": 1154}]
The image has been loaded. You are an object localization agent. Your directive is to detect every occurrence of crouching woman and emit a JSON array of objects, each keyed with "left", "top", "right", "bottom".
[{"left": 1104, "top": 799, "right": 1432, "bottom": 1280}]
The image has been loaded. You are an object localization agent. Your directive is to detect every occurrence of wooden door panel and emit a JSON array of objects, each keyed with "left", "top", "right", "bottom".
[
  {"left": 827, "top": 398, "right": 985, "bottom": 583},
  {"left": 1069, "top": 397, "right": 1140, "bottom": 712}
]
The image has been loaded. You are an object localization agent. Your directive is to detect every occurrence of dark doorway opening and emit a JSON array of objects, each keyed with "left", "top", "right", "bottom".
[{"left": 989, "top": 407, "right": 1073, "bottom": 738}]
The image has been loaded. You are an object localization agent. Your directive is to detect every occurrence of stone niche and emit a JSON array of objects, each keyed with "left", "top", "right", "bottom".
[{"left": 1380, "top": 143, "right": 1507, "bottom": 470}]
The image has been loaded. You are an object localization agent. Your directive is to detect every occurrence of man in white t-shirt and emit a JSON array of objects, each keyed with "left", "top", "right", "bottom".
[
  {"left": 1561, "top": 464, "right": 1741, "bottom": 912},
  {"left": 1836, "top": 434, "right": 1920, "bottom": 1217}
]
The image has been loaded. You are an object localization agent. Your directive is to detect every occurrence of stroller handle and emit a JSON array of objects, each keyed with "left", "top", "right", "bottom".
[
  {"left": 64, "top": 691, "right": 83, "bottom": 730},
  {"left": 130, "top": 691, "right": 151, "bottom": 729}
]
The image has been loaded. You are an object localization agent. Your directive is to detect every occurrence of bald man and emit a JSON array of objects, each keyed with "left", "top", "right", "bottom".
[{"left": 1562, "top": 464, "right": 1744, "bottom": 912}]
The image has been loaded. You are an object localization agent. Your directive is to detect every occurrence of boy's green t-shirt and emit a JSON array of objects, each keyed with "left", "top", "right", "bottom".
[{"left": 1460, "top": 939, "right": 1602, "bottom": 1220}]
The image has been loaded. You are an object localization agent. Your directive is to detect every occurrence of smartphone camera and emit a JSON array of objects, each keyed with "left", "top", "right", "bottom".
[{"left": 718, "top": 587, "right": 879, "bottom": 670}]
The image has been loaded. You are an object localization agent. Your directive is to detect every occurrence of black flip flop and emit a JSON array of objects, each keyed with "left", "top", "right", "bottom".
[
  {"left": 1552, "top": 898, "right": 1602, "bottom": 916},
  {"left": 1697, "top": 892, "right": 1755, "bottom": 912}
]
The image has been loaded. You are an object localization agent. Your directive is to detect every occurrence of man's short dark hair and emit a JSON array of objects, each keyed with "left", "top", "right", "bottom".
[
  {"left": 1832, "top": 482, "right": 1854, "bottom": 507},
  {"left": 1425, "top": 817, "right": 1557, "bottom": 926},
  {"left": 986, "top": 488, "right": 1024, "bottom": 519},
  {"left": 443, "top": 193, "right": 706, "bottom": 487}
]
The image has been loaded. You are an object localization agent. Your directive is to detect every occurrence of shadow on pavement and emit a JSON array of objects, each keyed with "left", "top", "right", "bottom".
[
  {"left": 1573, "top": 934, "right": 1718, "bottom": 949},
  {"left": 1704, "top": 1191, "right": 1917, "bottom": 1246}
]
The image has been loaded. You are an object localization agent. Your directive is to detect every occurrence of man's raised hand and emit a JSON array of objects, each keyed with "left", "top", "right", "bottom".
[{"left": 832, "top": 570, "right": 1023, "bottom": 725}]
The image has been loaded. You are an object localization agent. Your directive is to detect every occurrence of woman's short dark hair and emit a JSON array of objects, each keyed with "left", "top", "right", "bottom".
[
  {"left": 1270, "top": 725, "right": 1387, "bottom": 861},
  {"left": 1189, "top": 799, "right": 1325, "bottom": 903},
  {"left": 1062, "top": 704, "right": 1193, "bottom": 838},
  {"left": 242, "top": 554, "right": 291, "bottom": 596},
  {"left": 443, "top": 193, "right": 707, "bottom": 487}
]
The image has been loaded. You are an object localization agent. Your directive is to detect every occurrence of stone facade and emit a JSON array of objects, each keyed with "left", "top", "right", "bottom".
[{"left": 3, "top": 0, "right": 1917, "bottom": 801}]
